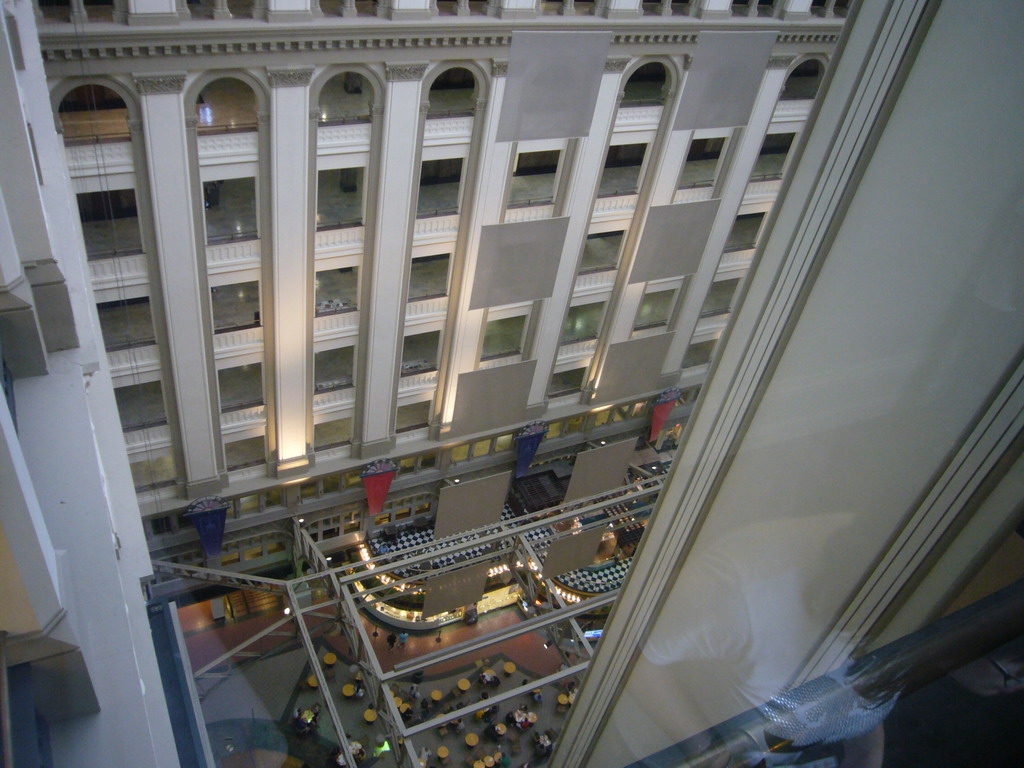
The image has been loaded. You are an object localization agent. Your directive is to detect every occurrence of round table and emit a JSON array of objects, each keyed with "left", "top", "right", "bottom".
[
  {"left": 394, "top": 696, "right": 403, "bottom": 708},
  {"left": 557, "top": 693, "right": 569, "bottom": 706},
  {"left": 527, "top": 712, "right": 538, "bottom": 724},
  {"left": 431, "top": 689, "right": 443, "bottom": 702},
  {"left": 503, "top": 661, "right": 516, "bottom": 677},
  {"left": 457, "top": 678, "right": 471, "bottom": 692},
  {"left": 342, "top": 684, "right": 356, "bottom": 698},
  {"left": 465, "top": 733, "right": 479, "bottom": 747},
  {"left": 474, "top": 762, "right": 485, "bottom": 768},
  {"left": 323, "top": 652, "right": 337, "bottom": 666},
  {"left": 363, "top": 708, "right": 377, "bottom": 723},
  {"left": 495, "top": 723, "right": 507, "bottom": 736},
  {"left": 306, "top": 675, "right": 318, "bottom": 689},
  {"left": 484, "top": 757, "right": 495, "bottom": 767},
  {"left": 400, "top": 703, "right": 412, "bottom": 714},
  {"left": 436, "top": 746, "right": 449, "bottom": 759}
]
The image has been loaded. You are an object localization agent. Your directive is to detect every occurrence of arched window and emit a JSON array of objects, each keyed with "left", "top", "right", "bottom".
[
  {"left": 195, "top": 78, "right": 258, "bottom": 134},
  {"left": 622, "top": 62, "right": 668, "bottom": 106},
  {"left": 427, "top": 67, "right": 477, "bottom": 118},
  {"left": 318, "top": 72, "right": 374, "bottom": 125},
  {"left": 58, "top": 84, "right": 129, "bottom": 144},
  {"left": 782, "top": 59, "right": 824, "bottom": 101}
]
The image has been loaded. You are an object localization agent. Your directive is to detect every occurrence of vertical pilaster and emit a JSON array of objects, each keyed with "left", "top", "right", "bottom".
[
  {"left": 356, "top": 63, "right": 427, "bottom": 457},
  {"left": 523, "top": 58, "right": 628, "bottom": 408},
  {"left": 662, "top": 60, "right": 791, "bottom": 374},
  {"left": 267, "top": 68, "right": 315, "bottom": 473},
  {"left": 134, "top": 73, "right": 222, "bottom": 495}
]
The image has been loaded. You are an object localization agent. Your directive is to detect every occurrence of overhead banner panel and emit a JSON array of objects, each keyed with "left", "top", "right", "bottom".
[
  {"left": 595, "top": 333, "right": 675, "bottom": 404},
  {"left": 630, "top": 200, "right": 720, "bottom": 284},
  {"left": 449, "top": 360, "right": 537, "bottom": 438},
  {"left": 564, "top": 439, "right": 637, "bottom": 503},
  {"left": 674, "top": 31, "right": 778, "bottom": 131},
  {"left": 435, "top": 471, "right": 512, "bottom": 540},
  {"left": 497, "top": 31, "right": 612, "bottom": 141},
  {"left": 469, "top": 218, "right": 569, "bottom": 310},
  {"left": 421, "top": 562, "right": 491, "bottom": 620},
  {"left": 541, "top": 527, "right": 605, "bottom": 580}
]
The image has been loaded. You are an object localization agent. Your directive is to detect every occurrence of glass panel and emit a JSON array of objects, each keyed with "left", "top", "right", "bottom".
[
  {"left": 420, "top": 452, "right": 436, "bottom": 470},
  {"left": 204, "top": 177, "right": 257, "bottom": 243},
  {"left": 114, "top": 380, "right": 166, "bottom": 431},
  {"left": 96, "top": 297, "right": 155, "bottom": 351},
  {"left": 548, "top": 420, "right": 563, "bottom": 438},
  {"left": 450, "top": 443, "right": 470, "bottom": 463},
  {"left": 634, "top": 289, "right": 675, "bottom": 330},
  {"left": 561, "top": 302, "right": 606, "bottom": 344},
  {"left": 680, "top": 137, "right": 726, "bottom": 189},
  {"left": 76, "top": 189, "right": 142, "bottom": 259},
  {"left": 314, "top": 417, "right": 352, "bottom": 449},
  {"left": 700, "top": 278, "right": 741, "bottom": 317},
  {"left": 237, "top": 494, "right": 259, "bottom": 515},
  {"left": 682, "top": 339, "right": 717, "bottom": 368},
  {"left": 597, "top": 143, "right": 647, "bottom": 197},
  {"left": 316, "top": 168, "right": 364, "bottom": 229},
  {"left": 566, "top": 414, "right": 587, "bottom": 434},
  {"left": 471, "top": 438, "right": 492, "bottom": 458},
  {"left": 508, "top": 150, "right": 560, "bottom": 208},
  {"left": 580, "top": 231, "right": 623, "bottom": 274},
  {"left": 481, "top": 315, "right": 526, "bottom": 360},
  {"left": 314, "top": 347, "right": 354, "bottom": 392},
  {"left": 264, "top": 487, "right": 283, "bottom": 507},
  {"left": 300, "top": 482, "right": 318, "bottom": 500},
  {"left": 549, "top": 368, "right": 586, "bottom": 397},
  {"left": 408, "top": 254, "right": 450, "bottom": 301},
  {"left": 218, "top": 364, "right": 263, "bottom": 411},
  {"left": 751, "top": 133, "right": 795, "bottom": 181},
  {"left": 211, "top": 281, "right": 260, "bottom": 332},
  {"left": 397, "top": 401, "right": 431, "bottom": 432},
  {"left": 318, "top": 73, "right": 372, "bottom": 125},
  {"left": 401, "top": 331, "right": 440, "bottom": 375},
  {"left": 724, "top": 212, "right": 766, "bottom": 251},
  {"left": 225, "top": 435, "right": 265, "bottom": 470},
  {"left": 494, "top": 433, "right": 513, "bottom": 452},
  {"left": 417, "top": 158, "right": 463, "bottom": 218},
  {"left": 129, "top": 453, "right": 177, "bottom": 491},
  {"left": 315, "top": 268, "right": 358, "bottom": 315},
  {"left": 322, "top": 475, "right": 341, "bottom": 494}
]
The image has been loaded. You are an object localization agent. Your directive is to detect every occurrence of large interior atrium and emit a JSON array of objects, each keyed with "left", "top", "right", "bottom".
[{"left": 2, "top": 1, "right": 1024, "bottom": 767}]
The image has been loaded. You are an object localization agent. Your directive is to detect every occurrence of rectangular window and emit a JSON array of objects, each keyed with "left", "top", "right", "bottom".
[
  {"left": 548, "top": 367, "right": 587, "bottom": 398},
  {"left": 725, "top": 212, "right": 766, "bottom": 252},
  {"left": 634, "top": 289, "right": 676, "bottom": 330},
  {"left": 700, "top": 278, "right": 741, "bottom": 317},
  {"left": 76, "top": 189, "right": 142, "bottom": 259},
  {"left": 417, "top": 158, "right": 463, "bottom": 218},
  {"left": 450, "top": 443, "right": 470, "bottom": 463},
  {"left": 211, "top": 281, "right": 261, "bottom": 333},
  {"left": 580, "top": 231, "right": 623, "bottom": 274},
  {"left": 481, "top": 315, "right": 526, "bottom": 360},
  {"left": 96, "top": 297, "right": 156, "bottom": 351},
  {"left": 114, "top": 380, "right": 167, "bottom": 431},
  {"left": 218, "top": 364, "right": 263, "bottom": 411},
  {"left": 315, "top": 268, "right": 358, "bottom": 315},
  {"left": 316, "top": 168, "right": 364, "bottom": 230},
  {"left": 408, "top": 254, "right": 450, "bottom": 301},
  {"left": 751, "top": 133, "right": 795, "bottom": 181},
  {"left": 560, "top": 302, "right": 606, "bottom": 345},
  {"left": 508, "top": 150, "right": 560, "bottom": 208},
  {"left": 401, "top": 331, "right": 440, "bottom": 376},
  {"left": 597, "top": 143, "right": 647, "bottom": 197},
  {"left": 225, "top": 435, "right": 266, "bottom": 470},
  {"left": 679, "top": 137, "right": 727, "bottom": 189},
  {"left": 683, "top": 340, "right": 717, "bottom": 368},
  {"left": 397, "top": 401, "right": 431, "bottom": 432},
  {"left": 204, "top": 177, "right": 257, "bottom": 244},
  {"left": 314, "top": 346, "right": 355, "bottom": 393},
  {"left": 314, "top": 416, "right": 353, "bottom": 450}
]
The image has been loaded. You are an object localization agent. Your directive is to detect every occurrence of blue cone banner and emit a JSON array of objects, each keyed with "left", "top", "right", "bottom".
[
  {"left": 185, "top": 495, "right": 230, "bottom": 558},
  {"left": 514, "top": 421, "right": 548, "bottom": 478}
]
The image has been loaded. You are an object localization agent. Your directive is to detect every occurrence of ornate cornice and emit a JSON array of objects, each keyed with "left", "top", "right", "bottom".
[
  {"left": 604, "top": 58, "right": 630, "bottom": 73},
  {"left": 491, "top": 60, "right": 508, "bottom": 77},
  {"left": 767, "top": 54, "right": 799, "bottom": 69},
  {"left": 386, "top": 63, "right": 428, "bottom": 81},
  {"left": 133, "top": 73, "right": 186, "bottom": 94},
  {"left": 267, "top": 67, "right": 314, "bottom": 87}
]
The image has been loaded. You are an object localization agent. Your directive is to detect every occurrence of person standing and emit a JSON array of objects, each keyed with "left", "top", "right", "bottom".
[
  {"left": 387, "top": 632, "right": 397, "bottom": 650},
  {"left": 398, "top": 631, "right": 409, "bottom": 647}
]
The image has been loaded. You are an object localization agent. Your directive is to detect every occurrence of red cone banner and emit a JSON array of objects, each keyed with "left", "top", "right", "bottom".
[{"left": 361, "top": 459, "right": 398, "bottom": 518}]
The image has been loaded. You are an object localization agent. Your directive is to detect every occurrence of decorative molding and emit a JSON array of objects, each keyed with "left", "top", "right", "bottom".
[
  {"left": 490, "top": 60, "right": 508, "bottom": 77},
  {"left": 267, "top": 67, "right": 314, "bottom": 87},
  {"left": 604, "top": 58, "right": 630, "bottom": 73},
  {"left": 767, "top": 54, "right": 799, "bottom": 69},
  {"left": 133, "top": 73, "right": 186, "bottom": 94},
  {"left": 385, "top": 63, "right": 428, "bottom": 81}
]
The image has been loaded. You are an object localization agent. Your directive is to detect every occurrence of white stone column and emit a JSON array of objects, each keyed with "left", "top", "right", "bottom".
[
  {"left": 661, "top": 59, "right": 791, "bottom": 374},
  {"left": 134, "top": 74, "right": 222, "bottom": 495},
  {"left": 127, "top": 0, "right": 180, "bottom": 24},
  {"left": 524, "top": 59, "right": 628, "bottom": 408},
  {"left": 356, "top": 63, "right": 427, "bottom": 456},
  {"left": 267, "top": 68, "right": 315, "bottom": 473},
  {"left": 434, "top": 62, "right": 513, "bottom": 429}
]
